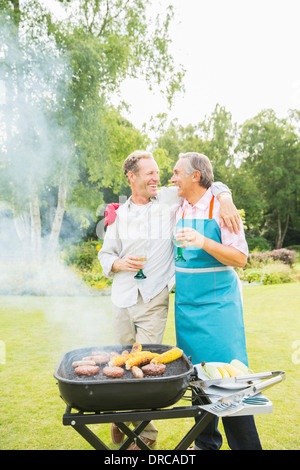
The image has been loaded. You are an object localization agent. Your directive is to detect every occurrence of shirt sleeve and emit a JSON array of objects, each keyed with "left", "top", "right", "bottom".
[
  {"left": 98, "top": 222, "right": 121, "bottom": 278},
  {"left": 220, "top": 221, "right": 249, "bottom": 257},
  {"left": 211, "top": 181, "right": 231, "bottom": 196},
  {"left": 158, "top": 186, "right": 182, "bottom": 206}
]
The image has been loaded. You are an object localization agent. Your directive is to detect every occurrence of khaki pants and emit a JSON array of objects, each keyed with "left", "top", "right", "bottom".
[
  {"left": 111, "top": 287, "right": 169, "bottom": 345},
  {"left": 111, "top": 287, "right": 169, "bottom": 441}
]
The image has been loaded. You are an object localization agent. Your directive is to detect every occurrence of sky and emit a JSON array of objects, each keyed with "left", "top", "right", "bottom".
[
  {"left": 112, "top": 0, "right": 300, "bottom": 130},
  {"left": 2, "top": 0, "right": 300, "bottom": 128}
]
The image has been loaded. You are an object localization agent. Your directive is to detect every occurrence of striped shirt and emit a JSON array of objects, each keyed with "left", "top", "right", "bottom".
[{"left": 176, "top": 187, "right": 249, "bottom": 256}]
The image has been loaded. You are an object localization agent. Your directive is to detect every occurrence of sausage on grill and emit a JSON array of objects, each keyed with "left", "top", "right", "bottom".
[
  {"left": 102, "top": 366, "right": 125, "bottom": 378},
  {"left": 83, "top": 354, "right": 109, "bottom": 365},
  {"left": 142, "top": 363, "right": 166, "bottom": 376},
  {"left": 72, "top": 360, "right": 96, "bottom": 368},
  {"left": 131, "top": 366, "right": 144, "bottom": 379},
  {"left": 110, "top": 351, "right": 121, "bottom": 358},
  {"left": 74, "top": 365, "right": 100, "bottom": 376},
  {"left": 92, "top": 350, "right": 110, "bottom": 359}
]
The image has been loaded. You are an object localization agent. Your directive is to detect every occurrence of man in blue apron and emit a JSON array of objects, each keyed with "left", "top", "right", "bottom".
[{"left": 171, "top": 152, "right": 262, "bottom": 450}]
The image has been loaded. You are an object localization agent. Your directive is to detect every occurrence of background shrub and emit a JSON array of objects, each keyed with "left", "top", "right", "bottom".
[
  {"left": 262, "top": 261, "right": 295, "bottom": 285},
  {"left": 248, "top": 248, "right": 297, "bottom": 267},
  {"left": 63, "top": 240, "right": 102, "bottom": 269},
  {"left": 237, "top": 261, "right": 295, "bottom": 285}
]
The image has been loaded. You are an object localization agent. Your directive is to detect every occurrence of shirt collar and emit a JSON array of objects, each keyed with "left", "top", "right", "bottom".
[
  {"left": 126, "top": 195, "right": 157, "bottom": 208},
  {"left": 182, "top": 187, "right": 213, "bottom": 211}
]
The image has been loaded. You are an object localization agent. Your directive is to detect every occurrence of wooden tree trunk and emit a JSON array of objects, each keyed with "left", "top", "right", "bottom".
[
  {"left": 275, "top": 213, "right": 290, "bottom": 249},
  {"left": 47, "top": 179, "right": 67, "bottom": 255},
  {"left": 29, "top": 191, "right": 42, "bottom": 260}
]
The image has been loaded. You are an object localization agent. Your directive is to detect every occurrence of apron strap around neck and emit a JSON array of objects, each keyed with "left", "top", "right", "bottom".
[
  {"left": 209, "top": 195, "right": 215, "bottom": 219},
  {"left": 182, "top": 195, "right": 215, "bottom": 220}
]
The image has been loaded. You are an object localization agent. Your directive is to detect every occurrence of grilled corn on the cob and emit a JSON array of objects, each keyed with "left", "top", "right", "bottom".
[
  {"left": 109, "top": 351, "right": 139, "bottom": 367},
  {"left": 109, "top": 355, "right": 128, "bottom": 367},
  {"left": 109, "top": 343, "right": 142, "bottom": 367},
  {"left": 151, "top": 347, "right": 183, "bottom": 365},
  {"left": 125, "top": 351, "right": 159, "bottom": 370},
  {"left": 130, "top": 342, "right": 142, "bottom": 354}
]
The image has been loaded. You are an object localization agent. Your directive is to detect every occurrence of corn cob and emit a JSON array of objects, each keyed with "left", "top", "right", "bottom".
[
  {"left": 130, "top": 342, "right": 142, "bottom": 354},
  {"left": 230, "top": 359, "right": 250, "bottom": 375},
  {"left": 109, "top": 354, "right": 128, "bottom": 367},
  {"left": 151, "top": 347, "right": 183, "bottom": 365},
  {"left": 125, "top": 351, "right": 159, "bottom": 370},
  {"left": 223, "top": 363, "right": 244, "bottom": 377},
  {"left": 109, "top": 351, "right": 137, "bottom": 367},
  {"left": 217, "top": 366, "right": 230, "bottom": 378}
]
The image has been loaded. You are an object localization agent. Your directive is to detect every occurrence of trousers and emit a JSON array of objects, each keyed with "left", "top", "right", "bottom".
[
  {"left": 194, "top": 414, "right": 262, "bottom": 450},
  {"left": 111, "top": 287, "right": 169, "bottom": 345}
]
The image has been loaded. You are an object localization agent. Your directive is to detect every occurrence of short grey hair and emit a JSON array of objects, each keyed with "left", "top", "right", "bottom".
[
  {"left": 179, "top": 152, "right": 214, "bottom": 188},
  {"left": 122, "top": 150, "right": 154, "bottom": 181}
]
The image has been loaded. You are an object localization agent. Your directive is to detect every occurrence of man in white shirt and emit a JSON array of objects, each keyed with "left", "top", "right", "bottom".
[{"left": 98, "top": 150, "right": 240, "bottom": 449}]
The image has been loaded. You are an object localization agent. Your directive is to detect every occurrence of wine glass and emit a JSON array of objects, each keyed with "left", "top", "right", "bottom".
[
  {"left": 134, "top": 254, "right": 147, "bottom": 280},
  {"left": 173, "top": 227, "right": 186, "bottom": 262}
]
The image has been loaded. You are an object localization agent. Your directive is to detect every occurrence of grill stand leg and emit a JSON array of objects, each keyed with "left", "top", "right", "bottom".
[
  {"left": 69, "top": 419, "right": 152, "bottom": 450},
  {"left": 71, "top": 424, "right": 110, "bottom": 450},
  {"left": 116, "top": 421, "right": 151, "bottom": 450},
  {"left": 62, "top": 404, "right": 214, "bottom": 450},
  {"left": 174, "top": 411, "right": 212, "bottom": 450}
]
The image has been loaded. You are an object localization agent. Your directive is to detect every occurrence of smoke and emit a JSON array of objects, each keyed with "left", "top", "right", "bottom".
[{"left": 0, "top": 12, "right": 99, "bottom": 299}]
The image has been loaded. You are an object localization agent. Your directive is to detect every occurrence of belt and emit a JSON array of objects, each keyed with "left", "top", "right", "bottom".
[{"left": 175, "top": 266, "right": 234, "bottom": 273}]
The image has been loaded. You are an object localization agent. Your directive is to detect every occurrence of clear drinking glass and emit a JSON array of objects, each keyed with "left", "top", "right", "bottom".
[{"left": 173, "top": 227, "right": 186, "bottom": 262}]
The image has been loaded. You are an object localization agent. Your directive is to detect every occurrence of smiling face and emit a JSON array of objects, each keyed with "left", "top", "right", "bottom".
[
  {"left": 129, "top": 157, "right": 160, "bottom": 203},
  {"left": 171, "top": 158, "right": 193, "bottom": 198}
]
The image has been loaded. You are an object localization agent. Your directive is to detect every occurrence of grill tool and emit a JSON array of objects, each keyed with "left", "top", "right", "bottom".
[{"left": 196, "top": 371, "right": 285, "bottom": 417}]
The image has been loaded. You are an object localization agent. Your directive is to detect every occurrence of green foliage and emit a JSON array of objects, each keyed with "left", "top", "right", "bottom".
[
  {"left": 237, "top": 109, "right": 300, "bottom": 248},
  {"left": 247, "top": 237, "right": 272, "bottom": 252},
  {"left": 1, "top": 2, "right": 300, "bottom": 252},
  {"left": 262, "top": 262, "right": 295, "bottom": 285},
  {"left": 236, "top": 249, "right": 298, "bottom": 285},
  {"left": 63, "top": 240, "right": 100, "bottom": 268},
  {"left": 0, "top": 0, "right": 184, "bottom": 250},
  {"left": 80, "top": 269, "right": 112, "bottom": 290},
  {"left": 154, "top": 106, "right": 300, "bottom": 249},
  {"left": 237, "top": 261, "right": 295, "bottom": 285},
  {"left": 154, "top": 104, "right": 237, "bottom": 184},
  {"left": 62, "top": 239, "right": 113, "bottom": 290}
]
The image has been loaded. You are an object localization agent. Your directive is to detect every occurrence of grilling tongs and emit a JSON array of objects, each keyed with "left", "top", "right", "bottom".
[
  {"left": 194, "top": 370, "right": 285, "bottom": 388},
  {"left": 193, "top": 370, "right": 286, "bottom": 417}
]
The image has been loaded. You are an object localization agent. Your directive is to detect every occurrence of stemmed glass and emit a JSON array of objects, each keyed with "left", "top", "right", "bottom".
[
  {"left": 173, "top": 227, "right": 186, "bottom": 262},
  {"left": 134, "top": 254, "right": 147, "bottom": 279}
]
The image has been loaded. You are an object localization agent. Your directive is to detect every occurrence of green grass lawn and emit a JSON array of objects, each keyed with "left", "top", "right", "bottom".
[{"left": 0, "top": 283, "right": 299, "bottom": 450}]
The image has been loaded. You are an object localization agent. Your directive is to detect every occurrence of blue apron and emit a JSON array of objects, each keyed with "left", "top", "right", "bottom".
[{"left": 174, "top": 196, "right": 248, "bottom": 366}]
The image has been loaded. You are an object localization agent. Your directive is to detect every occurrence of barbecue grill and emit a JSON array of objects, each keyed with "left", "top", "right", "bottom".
[
  {"left": 54, "top": 344, "right": 194, "bottom": 412},
  {"left": 54, "top": 344, "right": 283, "bottom": 450}
]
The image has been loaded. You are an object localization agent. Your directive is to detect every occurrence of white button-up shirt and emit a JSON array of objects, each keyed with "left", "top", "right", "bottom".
[{"left": 99, "top": 184, "right": 229, "bottom": 308}]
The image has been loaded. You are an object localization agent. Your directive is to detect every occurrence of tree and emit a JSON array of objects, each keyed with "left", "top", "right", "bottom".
[
  {"left": 237, "top": 109, "right": 300, "bottom": 248},
  {"left": 196, "top": 104, "right": 237, "bottom": 182},
  {"left": 0, "top": 0, "right": 184, "bottom": 257},
  {"left": 153, "top": 104, "right": 237, "bottom": 185},
  {"left": 0, "top": 1, "right": 74, "bottom": 258}
]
